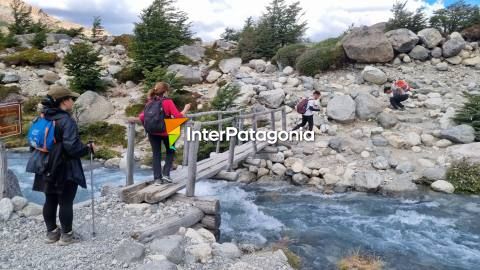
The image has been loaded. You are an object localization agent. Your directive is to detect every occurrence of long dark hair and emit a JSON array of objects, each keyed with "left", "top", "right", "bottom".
[{"left": 41, "top": 95, "right": 70, "bottom": 108}]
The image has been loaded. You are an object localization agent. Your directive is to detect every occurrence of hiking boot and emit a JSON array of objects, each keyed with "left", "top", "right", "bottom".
[
  {"left": 399, "top": 107, "right": 406, "bottom": 111},
  {"left": 45, "top": 227, "right": 61, "bottom": 244},
  {"left": 58, "top": 231, "right": 80, "bottom": 246},
  {"left": 162, "top": 176, "right": 173, "bottom": 183},
  {"left": 154, "top": 178, "right": 164, "bottom": 185}
]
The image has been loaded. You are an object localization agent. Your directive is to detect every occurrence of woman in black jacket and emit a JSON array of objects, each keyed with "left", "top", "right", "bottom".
[{"left": 27, "top": 85, "right": 95, "bottom": 246}]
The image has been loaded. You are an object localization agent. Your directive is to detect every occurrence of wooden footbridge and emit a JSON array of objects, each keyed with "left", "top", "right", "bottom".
[{"left": 120, "top": 106, "right": 287, "bottom": 204}]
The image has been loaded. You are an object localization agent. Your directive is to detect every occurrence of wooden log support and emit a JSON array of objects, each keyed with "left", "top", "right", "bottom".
[
  {"left": 186, "top": 122, "right": 201, "bottom": 197},
  {"left": 132, "top": 206, "right": 204, "bottom": 243},
  {"left": 201, "top": 214, "right": 221, "bottom": 230},
  {"left": 216, "top": 113, "right": 222, "bottom": 153},
  {"left": 251, "top": 109, "right": 257, "bottom": 154},
  {"left": 227, "top": 118, "right": 237, "bottom": 171},
  {"left": 170, "top": 193, "right": 220, "bottom": 215},
  {"left": 0, "top": 142, "right": 6, "bottom": 199},
  {"left": 270, "top": 111, "right": 276, "bottom": 131},
  {"left": 182, "top": 121, "right": 191, "bottom": 166},
  {"left": 126, "top": 121, "right": 136, "bottom": 186},
  {"left": 281, "top": 106, "right": 287, "bottom": 131},
  {"left": 237, "top": 111, "right": 244, "bottom": 146}
]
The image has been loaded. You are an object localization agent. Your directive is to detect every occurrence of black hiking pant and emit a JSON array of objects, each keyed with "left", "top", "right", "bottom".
[
  {"left": 293, "top": 115, "right": 314, "bottom": 131},
  {"left": 148, "top": 134, "right": 175, "bottom": 180},
  {"left": 43, "top": 180, "right": 78, "bottom": 233},
  {"left": 390, "top": 94, "right": 409, "bottom": 109}
]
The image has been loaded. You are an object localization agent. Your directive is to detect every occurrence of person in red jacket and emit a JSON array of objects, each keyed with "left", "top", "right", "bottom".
[{"left": 139, "top": 82, "right": 191, "bottom": 184}]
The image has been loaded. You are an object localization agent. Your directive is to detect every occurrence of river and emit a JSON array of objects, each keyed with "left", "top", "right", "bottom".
[{"left": 8, "top": 153, "right": 480, "bottom": 270}]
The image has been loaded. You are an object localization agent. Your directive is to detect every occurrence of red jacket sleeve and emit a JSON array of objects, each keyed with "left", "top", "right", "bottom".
[
  {"left": 138, "top": 111, "right": 145, "bottom": 124},
  {"left": 163, "top": 99, "right": 184, "bottom": 118}
]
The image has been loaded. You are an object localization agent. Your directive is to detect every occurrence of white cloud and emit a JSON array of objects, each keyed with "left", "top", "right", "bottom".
[{"left": 25, "top": 0, "right": 446, "bottom": 41}]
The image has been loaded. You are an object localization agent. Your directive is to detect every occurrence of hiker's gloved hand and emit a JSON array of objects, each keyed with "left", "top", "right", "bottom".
[{"left": 88, "top": 143, "right": 97, "bottom": 154}]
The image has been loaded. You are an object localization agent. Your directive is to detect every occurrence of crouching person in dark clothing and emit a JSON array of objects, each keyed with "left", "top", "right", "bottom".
[
  {"left": 384, "top": 79, "right": 412, "bottom": 111},
  {"left": 26, "top": 85, "right": 95, "bottom": 246}
]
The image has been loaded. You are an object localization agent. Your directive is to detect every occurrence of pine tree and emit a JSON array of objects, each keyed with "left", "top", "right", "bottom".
[
  {"left": 237, "top": 17, "right": 259, "bottom": 61},
  {"left": 8, "top": 0, "right": 34, "bottom": 35},
  {"left": 132, "top": 0, "right": 193, "bottom": 71},
  {"left": 64, "top": 43, "right": 105, "bottom": 93},
  {"left": 430, "top": 0, "right": 480, "bottom": 34},
  {"left": 92, "top": 16, "right": 102, "bottom": 38},
  {"left": 221, "top": 27, "right": 240, "bottom": 42},
  {"left": 386, "top": 1, "right": 427, "bottom": 33}
]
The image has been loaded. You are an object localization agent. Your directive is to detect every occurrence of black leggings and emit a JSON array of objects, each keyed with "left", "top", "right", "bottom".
[
  {"left": 43, "top": 181, "right": 78, "bottom": 233},
  {"left": 293, "top": 115, "right": 314, "bottom": 131},
  {"left": 390, "top": 94, "right": 409, "bottom": 109},
  {"left": 148, "top": 134, "right": 175, "bottom": 179}
]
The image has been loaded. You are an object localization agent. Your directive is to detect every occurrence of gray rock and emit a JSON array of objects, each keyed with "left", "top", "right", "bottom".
[
  {"left": 219, "top": 57, "right": 242, "bottom": 73},
  {"left": 327, "top": 95, "right": 356, "bottom": 123},
  {"left": 0, "top": 198, "right": 13, "bottom": 221},
  {"left": 212, "top": 242, "right": 242, "bottom": 259},
  {"left": 264, "top": 64, "right": 277, "bottom": 73},
  {"left": 14, "top": 33, "right": 72, "bottom": 48},
  {"left": 371, "top": 135, "right": 389, "bottom": 147},
  {"left": 173, "top": 44, "right": 205, "bottom": 62},
  {"left": 114, "top": 239, "right": 145, "bottom": 264},
  {"left": 372, "top": 156, "right": 390, "bottom": 170},
  {"left": 440, "top": 125, "right": 475, "bottom": 144},
  {"left": 409, "top": 45, "right": 430, "bottom": 61},
  {"left": 421, "top": 167, "right": 447, "bottom": 183},
  {"left": 381, "top": 174, "right": 418, "bottom": 195},
  {"left": 446, "top": 56, "right": 462, "bottom": 65},
  {"left": 395, "top": 162, "right": 415, "bottom": 174},
  {"left": 342, "top": 26, "right": 394, "bottom": 63},
  {"left": 355, "top": 93, "right": 383, "bottom": 120},
  {"left": 329, "top": 137, "right": 347, "bottom": 152},
  {"left": 271, "top": 163, "right": 287, "bottom": 176},
  {"left": 292, "top": 173, "right": 309, "bottom": 185},
  {"left": 11, "top": 196, "right": 28, "bottom": 212},
  {"left": 114, "top": 45, "right": 126, "bottom": 55},
  {"left": 353, "top": 171, "right": 383, "bottom": 192},
  {"left": 377, "top": 112, "right": 398, "bottom": 129},
  {"left": 431, "top": 47, "right": 442, "bottom": 58},
  {"left": 43, "top": 72, "right": 60, "bottom": 85},
  {"left": 149, "top": 235, "right": 184, "bottom": 264},
  {"left": 431, "top": 180, "right": 455, "bottom": 194},
  {"left": 385, "top": 28, "right": 419, "bottom": 53},
  {"left": 167, "top": 64, "right": 202, "bottom": 85},
  {"left": 361, "top": 66, "right": 387, "bottom": 85},
  {"left": 2, "top": 73, "right": 20, "bottom": 83},
  {"left": 257, "top": 89, "right": 285, "bottom": 109},
  {"left": 442, "top": 38, "right": 466, "bottom": 58},
  {"left": 107, "top": 65, "right": 123, "bottom": 75},
  {"left": 135, "top": 261, "right": 177, "bottom": 270},
  {"left": 19, "top": 203, "right": 42, "bottom": 217},
  {"left": 206, "top": 70, "right": 222, "bottom": 83},
  {"left": 74, "top": 91, "right": 114, "bottom": 125},
  {"left": 3, "top": 169, "right": 22, "bottom": 199},
  {"left": 418, "top": 28, "right": 443, "bottom": 48},
  {"left": 446, "top": 142, "right": 480, "bottom": 164},
  {"left": 436, "top": 62, "right": 448, "bottom": 71}
]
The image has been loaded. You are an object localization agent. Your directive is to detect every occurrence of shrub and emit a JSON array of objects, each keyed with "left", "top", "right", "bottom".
[
  {"left": 295, "top": 38, "right": 345, "bottom": 76},
  {"left": 94, "top": 147, "right": 120, "bottom": 160},
  {"left": 114, "top": 65, "right": 144, "bottom": 84},
  {"left": 64, "top": 43, "right": 105, "bottom": 93},
  {"left": 125, "top": 103, "right": 145, "bottom": 117},
  {"left": 31, "top": 30, "right": 47, "bottom": 49},
  {"left": 338, "top": 250, "right": 383, "bottom": 270},
  {"left": 453, "top": 92, "right": 480, "bottom": 140},
  {"left": 0, "top": 85, "right": 21, "bottom": 101},
  {"left": 210, "top": 84, "right": 240, "bottom": 111},
  {"left": 272, "top": 44, "right": 307, "bottom": 68},
  {"left": 79, "top": 121, "right": 127, "bottom": 147},
  {"left": 54, "top": 27, "right": 84, "bottom": 37},
  {"left": 385, "top": 1, "right": 428, "bottom": 33},
  {"left": 446, "top": 160, "right": 480, "bottom": 194},
  {"left": 112, "top": 34, "right": 134, "bottom": 56},
  {"left": 2, "top": 48, "right": 58, "bottom": 66},
  {"left": 22, "top": 96, "right": 42, "bottom": 116}
]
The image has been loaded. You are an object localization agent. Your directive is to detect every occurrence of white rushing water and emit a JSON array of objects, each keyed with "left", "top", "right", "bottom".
[{"left": 9, "top": 153, "right": 480, "bottom": 270}]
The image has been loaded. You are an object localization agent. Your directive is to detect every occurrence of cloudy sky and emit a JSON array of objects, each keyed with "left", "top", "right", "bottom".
[{"left": 25, "top": 0, "right": 480, "bottom": 41}]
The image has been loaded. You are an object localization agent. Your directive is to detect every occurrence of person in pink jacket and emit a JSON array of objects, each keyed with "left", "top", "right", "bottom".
[{"left": 139, "top": 82, "right": 191, "bottom": 183}]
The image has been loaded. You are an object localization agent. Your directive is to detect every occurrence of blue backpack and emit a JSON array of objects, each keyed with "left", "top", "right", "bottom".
[{"left": 27, "top": 114, "right": 56, "bottom": 152}]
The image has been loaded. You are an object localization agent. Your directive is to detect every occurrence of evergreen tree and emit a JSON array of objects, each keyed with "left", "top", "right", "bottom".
[
  {"left": 92, "top": 16, "right": 102, "bottom": 38},
  {"left": 8, "top": 0, "right": 34, "bottom": 35},
  {"left": 31, "top": 30, "right": 47, "bottom": 49},
  {"left": 64, "top": 43, "right": 105, "bottom": 93},
  {"left": 221, "top": 27, "right": 240, "bottom": 42},
  {"left": 430, "top": 0, "right": 480, "bottom": 34},
  {"left": 132, "top": 0, "right": 193, "bottom": 71},
  {"left": 236, "top": 17, "right": 259, "bottom": 61},
  {"left": 386, "top": 1, "right": 427, "bottom": 33}
]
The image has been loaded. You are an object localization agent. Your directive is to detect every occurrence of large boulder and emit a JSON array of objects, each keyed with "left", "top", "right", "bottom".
[
  {"left": 74, "top": 91, "right": 114, "bottom": 125},
  {"left": 114, "top": 239, "right": 145, "bottom": 264},
  {"left": 14, "top": 33, "right": 72, "bottom": 48},
  {"left": 342, "top": 27, "right": 394, "bottom": 63},
  {"left": 212, "top": 242, "right": 242, "bottom": 259},
  {"left": 354, "top": 93, "right": 383, "bottom": 120},
  {"left": 149, "top": 235, "right": 184, "bottom": 264},
  {"left": 136, "top": 261, "right": 177, "bottom": 270},
  {"left": 381, "top": 174, "right": 418, "bottom": 195},
  {"left": 11, "top": 196, "right": 28, "bottom": 212},
  {"left": 2, "top": 73, "right": 20, "bottom": 84},
  {"left": 353, "top": 171, "right": 383, "bottom": 192},
  {"left": 377, "top": 112, "right": 398, "bottom": 129},
  {"left": 326, "top": 95, "right": 356, "bottom": 123},
  {"left": 385, "top": 28, "right": 419, "bottom": 53},
  {"left": 172, "top": 44, "right": 206, "bottom": 62},
  {"left": 461, "top": 24, "right": 480, "bottom": 41},
  {"left": 440, "top": 125, "right": 475, "bottom": 144},
  {"left": 462, "top": 56, "right": 480, "bottom": 66},
  {"left": 43, "top": 72, "right": 60, "bottom": 85},
  {"left": 233, "top": 84, "right": 255, "bottom": 106},
  {"left": 442, "top": 38, "right": 466, "bottom": 58},
  {"left": 3, "top": 169, "right": 22, "bottom": 199},
  {"left": 219, "top": 57, "right": 242, "bottom": 73},
  {"left": 361, "top": 66, "right": 387, "bottom": 85},
  {"left": 0, "top": 198, "right": 13, "bottom": 221},
  {"left": 418, "top": 28, "right": 443, "bottom": 48},
  {"left": 167, "top": 64, "right": 202, "bottom": 85},
  {"left": 431, "top": 180, "right": 455, "bottom": 194},
  {"left": 185, "top": 243, "right": 212, "bottom": 264},
  {"left": 19, "top": 202, "right": 42, "bottom": 217},
  {"left": 409, "top": 45, "right": 430, "bottom": 61},
  {"left": 257, "top": 89, "right": 285, "bottom": 109},
  {"left": 446, "top": 142, "right": 480, "bottom": 164}
]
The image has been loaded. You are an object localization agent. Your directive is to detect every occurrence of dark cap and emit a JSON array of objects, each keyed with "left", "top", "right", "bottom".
[{"left": 47, "top": 85, "right": 80, "bottom": 101}]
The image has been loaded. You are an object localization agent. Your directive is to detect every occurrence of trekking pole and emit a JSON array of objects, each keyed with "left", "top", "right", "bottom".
[{"left": 88, "top": 140, "right": 96, "bottom": 238}]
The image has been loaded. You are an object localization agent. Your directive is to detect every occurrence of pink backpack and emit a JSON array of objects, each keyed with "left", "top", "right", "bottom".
[{"left": 296, "top": 98, "right": 309, "bottom": 114}]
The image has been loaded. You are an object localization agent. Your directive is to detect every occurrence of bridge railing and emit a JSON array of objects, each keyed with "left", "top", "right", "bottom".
[{"left": 126, "top": 106, "right": 287, "bottom": 197}]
